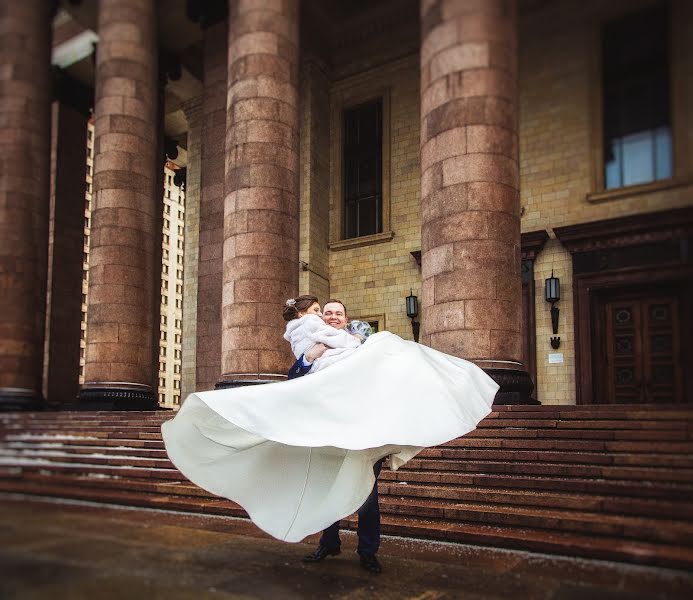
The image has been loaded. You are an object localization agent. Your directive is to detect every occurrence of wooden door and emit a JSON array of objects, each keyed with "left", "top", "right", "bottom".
[{"left": 600, "top": 291, "right": 685, "bottom": 404}]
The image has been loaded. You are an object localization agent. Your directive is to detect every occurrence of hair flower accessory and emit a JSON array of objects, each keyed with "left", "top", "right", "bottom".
[{"left": 285, "top": 298, "right": 296, "bottom": 307}]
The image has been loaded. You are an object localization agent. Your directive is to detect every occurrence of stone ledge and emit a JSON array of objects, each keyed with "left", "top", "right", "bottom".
[
  {"left": 329, "top": 230, "right": 394, "bottom": 251},
  {"left": 586, "top": 176, "right": 693, "bottom": 204}
]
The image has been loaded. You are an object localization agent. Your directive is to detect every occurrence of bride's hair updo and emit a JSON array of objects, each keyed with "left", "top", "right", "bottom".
[{"left": 282, "top": 294, "right": 319, "bottom": 322}]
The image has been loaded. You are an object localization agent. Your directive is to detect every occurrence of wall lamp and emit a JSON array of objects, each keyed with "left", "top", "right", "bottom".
[
  {"left": 405, "top": 289, "right": 420, "bottom": 343},
  {"left": 544, "top": 271, "right": 561, "bottom": 349}
]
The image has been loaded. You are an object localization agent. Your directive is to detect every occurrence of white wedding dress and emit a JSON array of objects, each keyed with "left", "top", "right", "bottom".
[{"left": 161, "top": 331, "right": 498, "bottom": 543}]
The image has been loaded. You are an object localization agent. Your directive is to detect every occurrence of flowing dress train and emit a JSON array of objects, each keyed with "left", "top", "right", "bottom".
[{"left": 161, "top": 331, "right": 499, "bottom": 542}]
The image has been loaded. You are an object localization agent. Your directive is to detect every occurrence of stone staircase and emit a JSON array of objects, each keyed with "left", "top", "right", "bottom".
[{"left": 1, "top": 405, "right": 692, "bottom": 569}]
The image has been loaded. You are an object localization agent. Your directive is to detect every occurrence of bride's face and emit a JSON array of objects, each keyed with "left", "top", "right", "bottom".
[{"left": 300, "top": 302, "right": 322, "bottom": 318}]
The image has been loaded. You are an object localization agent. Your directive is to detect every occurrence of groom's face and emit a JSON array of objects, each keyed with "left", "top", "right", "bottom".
[{"left": 322, "top": 302, "right": 347, "bottom": 330}]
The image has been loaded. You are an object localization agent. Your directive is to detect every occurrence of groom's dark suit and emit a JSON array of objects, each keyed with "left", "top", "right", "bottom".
[{"left": 288, "top": 355, "right": 383, "bottom": 557}]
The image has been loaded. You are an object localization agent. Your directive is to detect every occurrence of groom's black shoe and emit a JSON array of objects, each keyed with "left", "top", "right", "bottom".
[
  {"left": 359, "top": 553, "right": 382, "bottom": 574},
  {"left": 302, "top": 544, "right": 341, "bottom": 563}
]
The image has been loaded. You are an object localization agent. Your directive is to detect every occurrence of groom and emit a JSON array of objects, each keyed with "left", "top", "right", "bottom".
[{"left": 287, "top": 299, "right": 384, "bottom": 574}]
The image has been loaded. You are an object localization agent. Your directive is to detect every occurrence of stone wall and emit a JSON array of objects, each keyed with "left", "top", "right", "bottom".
[
  {"left": 327, "top": 55, "right": 422, "bottom": 335},
  {"left": 518, "top": 0, "right": 693, "bottom": 402}
]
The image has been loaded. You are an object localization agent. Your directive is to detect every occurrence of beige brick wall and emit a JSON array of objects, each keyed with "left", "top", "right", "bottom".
[
  {"left": 326, "top": 55, "right": 422, "bottom": 336},
  {"left": 519, "top": 0, "right": 693, "bottom": 403},
  {"left": 299, "top": 60, "right": 331, "bottom": 303},
  {"left": 532, "top": 240, "right": 575, "bottom": 405}
]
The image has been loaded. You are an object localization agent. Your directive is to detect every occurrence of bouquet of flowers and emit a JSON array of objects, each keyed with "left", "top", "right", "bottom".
[{"left": 346, "top": 320, "right": 374, "bottom": 341}]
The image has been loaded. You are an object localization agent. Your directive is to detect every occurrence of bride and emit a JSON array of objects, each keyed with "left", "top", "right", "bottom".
[{"left": 161, "top": 296, "right": 499, "bottom": 543}]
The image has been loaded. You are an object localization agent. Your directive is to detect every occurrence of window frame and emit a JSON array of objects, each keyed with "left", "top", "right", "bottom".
[
  {"left": 588, "top": 3, "right": 684, "bottom": 202},
  {"left": 329, "top": 88, "right": 393, "bottom": 250}
]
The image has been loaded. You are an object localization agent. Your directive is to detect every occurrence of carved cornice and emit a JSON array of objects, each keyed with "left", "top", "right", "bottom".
[
  {"left": 554, "top": 207, "right": 693, "bottom": 255},
  {"left": 521, "top": 230, "right": 550, "bottom": 261}
]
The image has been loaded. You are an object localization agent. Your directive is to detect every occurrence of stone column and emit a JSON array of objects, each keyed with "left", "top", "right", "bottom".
[
  {"left": 195, "top": 21, "right": 226, "bottom": 393},
  {"left": 79, "top": 0, "right": 159, "bottom": 409},
  {"left": 0, "top": 2, "right": 52, "bottom": 410},
  {"left": 420, "top": 0, "right": 533, "bottom": 403},
  {"left": 181, "top": 97, "right": 202, "bottom": 400},
  {"left": 43, "top": 99, "right": 90, "bottom": 406},
  {"left": 219, "top": 0, "right": 300, "bottom": 386}
]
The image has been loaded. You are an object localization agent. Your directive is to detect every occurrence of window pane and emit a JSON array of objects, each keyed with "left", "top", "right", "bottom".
[
  {"left": 605, "top": 139, "right": 622, "bottom": 189},
  {"left": 621, "top": 131, "right": 654, "bottom": 187},
  {"left": 358, "top": 198, "right": 376, "bottom": 236},
  {"left": 343, "top": 99, "right": 382, "bottom": 239},
  {"left": 601, "top": 5, "right": 670, "bottom": 190},
  {"left": 654, "top": 126, "right": 673, "bottom": 180},
  {"left": 358, "top": 157, "right": 377, "bottom": 197}
]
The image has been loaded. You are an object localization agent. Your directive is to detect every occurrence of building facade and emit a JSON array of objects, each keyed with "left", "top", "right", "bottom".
[{"left": 0, "top": 0, "right": 691, "bottom": 410}]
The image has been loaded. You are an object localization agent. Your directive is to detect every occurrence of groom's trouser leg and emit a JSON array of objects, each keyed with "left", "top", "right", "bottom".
[
  {"left": 319, "top": 520, "right": 341, "bottom": 551},
  {"left": 319, "top": 458, "right": 384, "bottom": 553},
  {"left": 357, "top": 458, "right": 384, "bottom": 555}
]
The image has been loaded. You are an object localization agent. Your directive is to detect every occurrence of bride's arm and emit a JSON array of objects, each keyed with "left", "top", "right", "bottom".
[{"left": 309, "top": 320, "right": 361, "bottom": 349}]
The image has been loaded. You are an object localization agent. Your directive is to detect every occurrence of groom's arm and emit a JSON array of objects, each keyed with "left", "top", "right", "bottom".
[
  {"left": 287, "top": 343, "right": 328, "bottom": 380},
  {"left": 288, "top": 355, "right": 312, "bottom": 379}
]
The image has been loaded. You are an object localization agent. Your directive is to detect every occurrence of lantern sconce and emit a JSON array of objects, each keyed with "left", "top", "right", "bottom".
[
  {"left": 405, "top": 289, "right": 420, "bottom": 343},
  {"left": 545, "top": 271, "right": 561, "bottom": 349}
]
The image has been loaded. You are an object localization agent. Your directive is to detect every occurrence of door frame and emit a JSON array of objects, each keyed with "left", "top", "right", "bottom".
[
  {"left": 555, "top": 207, "right": 693, "bottom": 405},
  {"left": 577, "top": 268, "right": 692, "bottom": 404}
]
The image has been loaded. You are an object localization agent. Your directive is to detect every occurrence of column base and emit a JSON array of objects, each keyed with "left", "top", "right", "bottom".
[
  {"left": 0, "top": 388, "right": 44, "bottom": 411},
  {"left": 485, "top": 369, "right": 539, "bottom": 405},
  {"left": 215, "top": 375, "right": 286, "bottom": 389},
  {"left": 78, "top": 383, "right": 159, "bottom": 411}
]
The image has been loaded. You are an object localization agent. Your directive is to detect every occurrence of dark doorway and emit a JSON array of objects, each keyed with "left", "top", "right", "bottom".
[{"left": 591, "top": 284, "right": 690, "bottom": 404}]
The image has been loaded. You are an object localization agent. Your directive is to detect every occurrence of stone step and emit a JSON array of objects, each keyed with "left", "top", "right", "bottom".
[
  {"left": 1, "top": 478, "right": 691, "bottom": 570},
  {"left": 12, "top": 466, "right": 691, "bottom": 522},
  {"left": 379, "top": 482, "right": 693, "bottom": 520},
  {"left": 15, "top": 471, "right": 216, "bottom": 499},
  {"left": 477, "top": 418, "right": 692, "bottom": 430},
  {"left": 6, "top": 433, "right": 693, "bottom": 456},
  {"left": 0, "top": 479, "right": 246, "bottom": 518},
  {"left": 376, "top": 497, "right": 693, "bottom": 545},
  {"left": 464, "top": 428, "right": 693, "bottom": 441},
  {"left": 2, "top": 441, "right": 169, "bottom": 459},
  {"left": 2, "top": 469, "right": 690, "bottom": 547},
  {"left": 485, "top": 410, "right": 693, "bottom": 421},
  {"left": 3, "top": 466, "right": 693, "bottom": 543},
  {"left": 444, "top": 437, "right": 693, "bottom": 453},
  {"left": 1, "top": 434, "right": 165, "bottom": 449},
  {"left": 5, "top": 447, "right": 691, "bottom": 483},
  {"left": 401, "top": 458, "right": 693, "bottom": 483},
  {"left": 6, "top": 426, "right": 691, "bottom": 444},
  {"left": 373, "top": 515, "right": 693, "bottom": 570},
  {"left": 7, "top": 439, "right": 691, "bottom": 469},
  {"left": 416, "top": 447, "right": 693, "bottom": 467},
  {"left": 3, "top": 406, "right": 692, "bottom": 570},
  {"left": 0, "top": 448, "right": 173, "bottom": 469},
  {"left": 380, "top": 470, "right": 693, "bottom": 500},
  {"left": 0, "top": 462, "right": 181, "bottom": 480}
]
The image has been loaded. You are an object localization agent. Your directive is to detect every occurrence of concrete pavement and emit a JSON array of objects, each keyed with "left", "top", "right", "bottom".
[{"left": 1, "top": 495, "right": 691, "bottom": 600}]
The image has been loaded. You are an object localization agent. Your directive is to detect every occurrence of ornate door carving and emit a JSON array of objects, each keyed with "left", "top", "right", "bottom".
[{"left": 600, "top": 292, "right": 684, "bottom": 404}]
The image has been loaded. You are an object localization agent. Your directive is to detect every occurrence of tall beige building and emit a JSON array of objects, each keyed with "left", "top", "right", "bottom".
[
  {"left": 80, "top": 124, "right": 185, "bottom": 409},
  {"left": 159, "top": 162, "right": 185, "bottom": 408}
]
